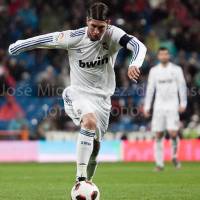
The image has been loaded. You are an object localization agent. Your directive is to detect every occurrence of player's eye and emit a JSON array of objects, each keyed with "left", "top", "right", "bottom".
[
  {"left": 97, "top": 26, "right": 106, "bottom": 32},
  {"left": 91, "top": 24, "right": 96, "bottom": 28}
]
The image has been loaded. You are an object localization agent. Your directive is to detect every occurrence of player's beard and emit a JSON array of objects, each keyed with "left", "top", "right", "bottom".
[
  {"left": 161, "top": 60, "right": 169, "bottom": 65},
  {"left": 91, "top": 35, "right": 100, "bottom": 41},
  {"left": 87, "top": 29, "right": 106, "bottom": 41},
  {"left": 88, "top": 32, "right": 101, "bottom": 41}
]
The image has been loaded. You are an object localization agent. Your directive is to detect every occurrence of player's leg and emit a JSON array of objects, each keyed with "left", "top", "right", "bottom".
[
  {"left": 76, "top": 113, "right": 96, "bottom": 181},
  {"left": 168, "top": 130, "right": 181, "bottom": 168},
  {"left": 87, "top": 97, "right": 111, "bottom": 181},
  {"left": 167, "top": 110, "right": 181, "bottom": 168},
  {"left": 152, "top": 110, "right": 165, "bottom": 171},
  {"left": 87, "top": 139, "right": 100, "bottom": 181},
  {"left": 62, "top": 88, "right": 97, "bottom": 181},
  {"left": 154, "top": 131, "right": 164, "bottom": 171}
]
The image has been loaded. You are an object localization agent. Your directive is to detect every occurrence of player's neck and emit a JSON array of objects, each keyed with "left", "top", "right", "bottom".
[
  {"left": 87, "top": 31, "right": 96, "bottom": 41},
  {"left": 87, "top": 30, "right": 100, "bottom": 41},
  {"left": 161, "top": 62, "right": 169, "bottom": 67}
]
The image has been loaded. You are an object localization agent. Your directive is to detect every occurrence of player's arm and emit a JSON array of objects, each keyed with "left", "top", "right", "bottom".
[
  {"left": 110, "top": 26, "right": 147, "bottom": 82},
  {"left": 119, "top": 34, "right": 147, "bottom": 68},
  {"left": 143, "top": 69, "right": 156, "bottom": 117},
  {"left": 177, "top": 68, "right": 187, "bottom": 113},
  {"left": 8, "top": 31, "right": 71, "bottom": 55},
  {"left": 125, "top": 36, "right": 147, "bottom": 82}
]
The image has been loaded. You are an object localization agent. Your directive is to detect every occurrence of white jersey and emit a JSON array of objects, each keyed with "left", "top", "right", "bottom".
[
  {"left": 144, "top": 62, "right": 187, "bottom": 111},
  {"left": 9, "top": 25, "right": 147, "bottom": 97}
]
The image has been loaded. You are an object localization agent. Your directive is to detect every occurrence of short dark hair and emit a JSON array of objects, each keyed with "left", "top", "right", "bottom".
[
  {"left": 158, "top": 47, "right": 169, "bottom": 52},
  {"left": 87, "top": 2, "right": 109, "bottom": 21}
]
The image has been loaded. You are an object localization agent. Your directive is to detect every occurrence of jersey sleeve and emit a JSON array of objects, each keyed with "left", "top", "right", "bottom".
[
  {"left": 109, "top": 25, "right": 127, "bottom": 46},
  {"left": 8, "top": 30, "right": 78, "bottom": 55},
  {"left": 144, "top": 68, "right": 156, "bottom": 111},
  {"left": 127, "top": 36, "right": 147, "bottom": 68},
  {"left": 109, "top": 25, "right": 147, "bottom": 68},
  {"left": 177, "top": 67, "right": 187, "bottom": 108}
]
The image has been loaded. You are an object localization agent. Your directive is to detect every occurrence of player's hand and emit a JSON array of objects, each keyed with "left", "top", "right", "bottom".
[
  {"left": 8, "top": 41, "right": 20, "bottom": 56},
  {"left": 179, "top": 106, "right": 186, "bottom": 113},
  {"left": 143, "top": 110, "right": 150, "bottom": 118},
  {"left": 128, "top": 66, "right": 140, "bottom": 83},
  {"left": 8, "top": 43, "right": 16, "bottom": 55}
]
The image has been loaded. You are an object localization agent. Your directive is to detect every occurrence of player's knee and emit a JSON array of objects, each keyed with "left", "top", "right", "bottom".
[
  {"left": 169, "top": 131, "right": 178, "bottom": 139},
  {"left": 155, "top": 132, "right": 163, "bottom": 140},
  {"left": 171, "top": 134, "right": 177, "bottom": 140},
  {"left": 82, "top": 114, "right": 97, "bottom": 130}
]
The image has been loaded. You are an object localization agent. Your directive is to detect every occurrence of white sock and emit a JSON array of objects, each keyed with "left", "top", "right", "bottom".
[
  {"left": 154, "top": 138, "right": 164, "bottom": 167},
  {"left": 171, "top": 137, "right": 179, "bottom": 159},
  {"left": 76, "top": 128, "right": 95, "bottom": 181}
]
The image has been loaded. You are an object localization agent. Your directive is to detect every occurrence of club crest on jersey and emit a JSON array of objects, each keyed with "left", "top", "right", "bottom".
[
  {"left": 56, "top": 32, "right": 65, "bottom": 42},
  {"left": 76, "top": 49, "right": 83, "bottom": 53},
  {"left": 102, "top": 42, "right": 109, "bottom": 50},
  {"left": 79, "top": 54, "right": 108, "bottom": 68}
]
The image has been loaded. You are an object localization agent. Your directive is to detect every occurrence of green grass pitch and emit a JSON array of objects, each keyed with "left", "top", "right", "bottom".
[{"left": 0, "top": 162, "right": 200, "bottom": 200}]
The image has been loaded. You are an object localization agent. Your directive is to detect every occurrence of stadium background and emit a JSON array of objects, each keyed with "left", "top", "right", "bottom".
[
  {"left": 1, "top": 1, "right": 200, "bottom": 200},
  {"left": 0, "top": 0, "right": 200, "bottom": 162}
]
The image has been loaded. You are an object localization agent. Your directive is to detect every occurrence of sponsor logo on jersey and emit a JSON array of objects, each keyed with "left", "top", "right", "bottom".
[
  {"left": 158, "top": 79, "right": 173, "bottom": 84},
  {"left": 79, "top": 54, "right": 109, "bottom": 68}
]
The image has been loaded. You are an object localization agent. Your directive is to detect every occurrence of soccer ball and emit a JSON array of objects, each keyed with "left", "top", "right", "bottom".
[{"left": 71, "top": 181, "right": 100, "bottom": 200}]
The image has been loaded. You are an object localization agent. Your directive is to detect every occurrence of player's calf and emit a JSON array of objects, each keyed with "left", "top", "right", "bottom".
[
  {"left": 87, "top": 139, "right": 100, "bottom": 181},
  {"left": 76, "top": 113, "right": 97, "bottom": 182},
  {"left": 76, "top": 129, "right": 95, "bottom": 182},
  {"left": 169, "top": 131, "right": 181, "bottom": 169},
  {"left": 154, "top": 132, "right": 164, "bottom": 169}
]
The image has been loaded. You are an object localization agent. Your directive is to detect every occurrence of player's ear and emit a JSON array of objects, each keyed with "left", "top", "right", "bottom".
[
  {"left": 86, "top": 17, "right": 88, "bottom": 25},
  {"left": 107, "top": 19, "right": 111, "bottom": 25},
  {"left": 86, "top": 17, "right": 90, "bottom": 26},
  {"left": 106, "top": 19, "right": 111, "bottom": 29}
]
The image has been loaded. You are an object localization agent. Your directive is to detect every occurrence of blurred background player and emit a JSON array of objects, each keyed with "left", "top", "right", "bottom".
[
  {"left": 8, "top": 2, "right": 146, "bottom": 181},
  {"left": 144, "top": 47, "right": 187, "bottom": 171}
]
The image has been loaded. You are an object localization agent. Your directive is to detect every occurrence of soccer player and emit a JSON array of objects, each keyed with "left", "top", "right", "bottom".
[
  {"left": 8, "top": 2, "right": 147, "bottom": 181},
  {"left": 144, "top": 47, "right": 187, "bottom": 171}
]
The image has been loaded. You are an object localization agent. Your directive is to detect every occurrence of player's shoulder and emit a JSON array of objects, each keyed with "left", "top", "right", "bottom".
[
  {"left": 60, "top": 27, "right": 86, "bottom": 47},
  {"left": 69, "top": 27, "right": 86, "bottom": 38},
  {"left": 105, "top": 25, "right": 114, "bottom": 35},
  {"left": 58, "top": 27, "right": 86, "bottom": 41},
  {"left": 106, "top": 25, "right": 124, "bottom": 35},
  {"left": 170, "top": 62, "right": 180, "bottom": 68},
  {"left": 149, "top": 64, "right": 159, "bottom": 73},
  {"left": 107, "top": 25, "right": 116, "bottom": 31},
  {"left": 170, "top": 62, "right": 183, "bottom": 72}
]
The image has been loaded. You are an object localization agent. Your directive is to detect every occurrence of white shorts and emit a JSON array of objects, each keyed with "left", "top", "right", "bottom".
[
  {"left": 151, "top": 110, "right": 180, "bottom": 132},
  {"left": 62, "top": 87, "right": 111, "bottom": 141}
]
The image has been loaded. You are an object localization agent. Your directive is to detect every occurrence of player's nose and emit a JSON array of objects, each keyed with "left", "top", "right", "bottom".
[{"left": 94, "top": 28, "right": 100, "bottom": 35}]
